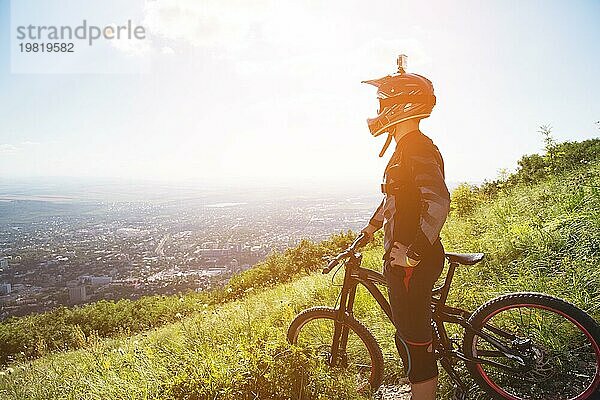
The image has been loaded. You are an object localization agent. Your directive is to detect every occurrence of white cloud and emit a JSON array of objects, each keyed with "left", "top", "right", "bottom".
[
  {"left": 142, "top": 0, "right": 275, "bottom": 48},
  {"left": 0, "top": 144, "right": 19, "bottom": 155},
  {"left": 0, "top": 141, "right": 41, "bottom": 155},
  {"left": 109, "top": 34, "right": 154, "bottom": 56},
  {"left": 101, "top": 1, "right": 272, "bottom": 58}
]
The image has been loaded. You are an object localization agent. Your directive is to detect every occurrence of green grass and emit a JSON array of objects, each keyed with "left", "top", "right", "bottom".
[
  {"left": 443, "top": 161, "right": 600, "bottom": 316},
  {"left": 0, "top": 274, "right": 366, "bottom": 400},
  {"left": 1, "top": 158, "right": 599, "bottom": 399}
]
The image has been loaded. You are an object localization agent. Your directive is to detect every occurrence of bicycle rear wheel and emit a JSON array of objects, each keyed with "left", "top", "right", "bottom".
[
  {"left": 463, "top": 293, "right": 600, "bottom": 400},
  {"left": 287, "top": 306, "right": 384, "bottom": 392}
]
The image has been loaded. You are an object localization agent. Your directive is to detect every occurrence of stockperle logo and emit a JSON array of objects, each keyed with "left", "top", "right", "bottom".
[{"left": 15, "top": 20, "right": 146, "bottom": 46}]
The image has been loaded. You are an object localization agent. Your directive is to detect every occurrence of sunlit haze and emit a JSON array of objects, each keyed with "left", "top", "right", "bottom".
[{"left": 0, "top": 0, "right": 599, "bottom": 190}]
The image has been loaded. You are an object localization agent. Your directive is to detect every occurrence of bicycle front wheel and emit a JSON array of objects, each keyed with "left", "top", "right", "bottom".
[
  {"left": 287, "top": 306, "right": 384, "bottom": 392},
  {"left": 463, "top": 293, "right": 600, "bottom": 400}
]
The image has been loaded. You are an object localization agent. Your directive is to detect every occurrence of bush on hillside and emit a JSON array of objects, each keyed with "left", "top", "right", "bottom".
[
  {"left": 480, "top": 127, "right": 600, "bottom": 196},
  {"left": 0, "top": 292, "right": 214, "bottom": 364},
  {"left": 223, "top": 231, "right": 356, "bottom": 300},
  {"left": 450, "top": 183, "right": 480, "bottom": 217}
]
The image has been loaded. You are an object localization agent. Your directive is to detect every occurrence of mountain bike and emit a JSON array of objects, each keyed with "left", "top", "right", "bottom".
[{"left": 287, "top": 234, "right": 600, "bottom": 399}]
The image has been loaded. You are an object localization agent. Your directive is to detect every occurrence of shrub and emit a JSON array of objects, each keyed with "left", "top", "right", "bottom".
[
  {"left": 223, "top": 231, "right": 355, "bottom": 300},
  {"left": 450, "top": 183, "right": 479, "bottom": 217},
  {"left": 479, "top": 127, "right": 599, "bottom": 196}
]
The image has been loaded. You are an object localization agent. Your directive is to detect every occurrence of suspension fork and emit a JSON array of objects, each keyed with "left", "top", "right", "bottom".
[
  {"left": 338, "top": 281, "right": 359, "bottom": 364},
  {"left": 331, "top": 257, "right": 360, "bottom": 365}
]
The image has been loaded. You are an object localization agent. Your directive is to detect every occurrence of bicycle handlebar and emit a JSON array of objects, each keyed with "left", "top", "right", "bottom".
[{"left": 322, "top": 233, "right": 369, "bottom": 274}]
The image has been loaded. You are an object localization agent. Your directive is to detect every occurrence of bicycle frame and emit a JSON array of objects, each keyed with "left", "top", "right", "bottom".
[{"left": 329, "top": 252, "right": 531, "bottom": 392}]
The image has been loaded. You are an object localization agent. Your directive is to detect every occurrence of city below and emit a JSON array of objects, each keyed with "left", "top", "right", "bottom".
[{"left": 0, "top": 180, "right": 384, "bottom": 320}]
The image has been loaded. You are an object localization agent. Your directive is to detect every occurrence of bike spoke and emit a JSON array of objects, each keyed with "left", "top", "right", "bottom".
[{"left": 294, "top": 316, "right": 374, "bottom": 389}]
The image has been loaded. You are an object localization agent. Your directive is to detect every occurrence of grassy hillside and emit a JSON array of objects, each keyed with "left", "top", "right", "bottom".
[
  {"left": 444, "top": 158, "right": 600, "bottom": 314},
  {"left": 1, "top": 138, "right": 599, "bottom": 399},
  {"left": 0, "top": 273, "right": 364, "bottom": 399}
]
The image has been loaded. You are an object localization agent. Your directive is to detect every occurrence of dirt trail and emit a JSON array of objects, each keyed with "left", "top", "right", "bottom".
[{"left": 376, "top": 384, "right": 412, "bottom": 399}]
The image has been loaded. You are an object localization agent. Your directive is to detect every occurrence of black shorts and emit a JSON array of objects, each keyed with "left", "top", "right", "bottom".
[{"left": 383, "top": 239, "right": 444, "bottom": 343}]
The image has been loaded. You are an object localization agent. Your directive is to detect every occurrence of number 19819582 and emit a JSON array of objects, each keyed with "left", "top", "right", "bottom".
[{"left": 19, "top": 42, "right": 74, "bottom": 53}]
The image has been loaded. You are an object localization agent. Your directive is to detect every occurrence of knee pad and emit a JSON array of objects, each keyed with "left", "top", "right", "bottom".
[{"left": 394, "top": 334, "right": 438, "bottom": 383}]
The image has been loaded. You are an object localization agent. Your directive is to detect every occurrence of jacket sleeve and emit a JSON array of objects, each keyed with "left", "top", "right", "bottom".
[
  {"left": 368, "top": 198, "right": 385, "bottom": 230},
  {"left": 408, "top": 149, "right": 450, "bottom": 256}
]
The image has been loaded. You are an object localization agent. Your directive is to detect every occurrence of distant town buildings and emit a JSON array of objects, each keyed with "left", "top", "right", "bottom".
[
  {"left": 195, "top": 248, "right": 232, "bottom": 257},
  {"left": 0, "top": 192, "right": 377, "bottom": 319},
  {"left": 0, "top": 283, "right": 11, "bottom": 295},
  {"left": 68, "top": 285, "right": 86, "bottom": 303},
  {"left": 79, "top": 275, "right": 112, "bottom": 286}
]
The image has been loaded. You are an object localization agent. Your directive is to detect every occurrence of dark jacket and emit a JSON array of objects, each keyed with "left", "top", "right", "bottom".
[{"left": 368, "top": 130, "right": 450, "bottom": 258}]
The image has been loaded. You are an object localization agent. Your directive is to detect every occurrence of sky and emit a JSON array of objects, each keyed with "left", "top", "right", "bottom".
[{"left": 0, "top": 0, "right": 599, "bottom": 190}]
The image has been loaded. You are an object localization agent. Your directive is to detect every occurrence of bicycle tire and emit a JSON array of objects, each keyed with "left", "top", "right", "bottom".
[
  {"left": 287, "top": 306, "right": 385, "bottom": 392},
  {"left": 463, "top": 292, "right": 600, "bottom": 400}
]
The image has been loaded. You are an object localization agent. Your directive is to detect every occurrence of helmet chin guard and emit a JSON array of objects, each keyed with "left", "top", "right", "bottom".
[
  {"left": 362, "top": 55, "right": 436, "bottom": 146},
  {"left": 378, "top": 132, "right": 394, "bottom": 158}
]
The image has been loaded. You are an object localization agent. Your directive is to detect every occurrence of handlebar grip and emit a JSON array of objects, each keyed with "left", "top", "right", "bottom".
[
  {"left": 322, "top": 233, "right": 367, "bottom": 274},
  {"left": 354, "top": 233, "right": 370, "bottom": 249},
  {"left": 348, "top": 232, "right": 369, "bottom": 251},
  {"left": 322, "top": 259, "right": 339, "bottom": 274}
]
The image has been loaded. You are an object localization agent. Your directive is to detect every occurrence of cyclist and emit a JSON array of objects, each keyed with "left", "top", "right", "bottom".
[{"left": 360, "top": 56, "right": 450, "bottom": 400}]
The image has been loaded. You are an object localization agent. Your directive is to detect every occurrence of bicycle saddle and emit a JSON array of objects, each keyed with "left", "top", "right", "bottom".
[{"left": 445, "top": 252, "right": 484, "bottom": 265}]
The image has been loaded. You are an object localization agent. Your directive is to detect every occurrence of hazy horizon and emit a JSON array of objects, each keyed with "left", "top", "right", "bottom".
[{"left": 0, "top": 174, "right": 470, "bottom": 203}]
